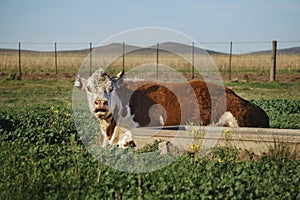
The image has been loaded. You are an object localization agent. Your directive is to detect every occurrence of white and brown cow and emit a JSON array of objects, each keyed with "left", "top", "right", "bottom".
[{"left": 76, "top": 68, "right": 269, "bottom": 148}]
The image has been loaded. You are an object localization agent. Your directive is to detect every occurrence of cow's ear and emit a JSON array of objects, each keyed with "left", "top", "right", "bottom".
[{"left": 75, "top": 75, "right": 86, "bottom": 91}]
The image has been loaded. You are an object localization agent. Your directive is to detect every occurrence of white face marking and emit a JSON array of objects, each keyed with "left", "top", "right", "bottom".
[
  {"left": 81, "top": 69, "right": 117, "bottom": 120},
  {"left": 77, "top": 69, "right": 137, "bottom": 148},
  {"left": 85, "top": 76, "right": 107, "bottom": 113}
]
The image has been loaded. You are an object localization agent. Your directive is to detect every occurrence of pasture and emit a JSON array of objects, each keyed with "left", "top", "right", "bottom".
[
  {"left": 1, "top": 48, "right": 300, "bottom": 82},
  {"left": 1, "top": 74, "right": 300, "bottom": 198}
]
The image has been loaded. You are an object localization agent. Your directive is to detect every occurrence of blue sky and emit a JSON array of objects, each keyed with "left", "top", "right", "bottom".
[{"left": 0, "top": 0, "right": 299, "bottom": 53}]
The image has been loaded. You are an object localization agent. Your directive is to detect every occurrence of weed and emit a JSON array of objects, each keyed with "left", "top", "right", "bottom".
[{"left": 267, "top": 138, "right": 298, "bottom": 161}]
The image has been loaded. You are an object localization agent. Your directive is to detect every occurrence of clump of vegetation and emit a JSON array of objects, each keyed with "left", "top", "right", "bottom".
[{"left": 253, "top": 99, "right": 300, "bottom": 129}]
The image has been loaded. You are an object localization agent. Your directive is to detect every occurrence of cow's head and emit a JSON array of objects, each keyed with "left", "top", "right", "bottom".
[
  {"left": 75, "top": 68, "right": 124, "bottom": 121},
  {"left": 75, "top": 69, "right": 136, "bottom": 148}
]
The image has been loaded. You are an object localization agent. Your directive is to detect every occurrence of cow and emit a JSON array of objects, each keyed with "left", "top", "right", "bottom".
[{"left": 75, "top": 68, "right": 270, "bottom": 148}]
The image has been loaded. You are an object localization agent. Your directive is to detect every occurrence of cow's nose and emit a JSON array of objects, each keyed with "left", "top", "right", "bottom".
[{"left": 94, "top": 100, "right": 108, "bottom": 108}]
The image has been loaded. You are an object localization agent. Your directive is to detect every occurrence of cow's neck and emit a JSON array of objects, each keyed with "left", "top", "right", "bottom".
[
  {"left": 99, "top": 117, "right": 116, "bottom": 142},
  {"left": 98, "top": 116, "right": 134, "bottom": 147}
]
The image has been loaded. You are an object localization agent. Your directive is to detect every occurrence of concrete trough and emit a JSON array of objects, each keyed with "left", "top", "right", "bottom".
[{"left": 132, "top": 126, "right": 300, "bottom": 156}]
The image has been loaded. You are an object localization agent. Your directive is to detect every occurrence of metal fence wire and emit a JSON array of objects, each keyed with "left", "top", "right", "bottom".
[{"left": 0, "top": 40, "right": 299, "bottom": 81}]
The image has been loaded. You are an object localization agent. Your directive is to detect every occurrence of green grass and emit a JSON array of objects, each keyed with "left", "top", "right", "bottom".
[
  {"left": 1, "top": 78, "right": 300, "bottom": 199},
  {"left": 0, "top": 79, "right": 73, "bottom": 108},
  {"left": 1, "top": 106, "right": 300, "bottom": 199},
  {"left": 253, "top": 99, "right": 300, "bottom": 129},
  {"left": 225, "top": 81, "right": 300, "bottom": 100}
]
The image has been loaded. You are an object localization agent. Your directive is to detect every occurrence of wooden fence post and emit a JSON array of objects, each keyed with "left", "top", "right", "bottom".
[
  {"left": 228, "top": 41, "right": 232, "bottom": 81},
  {"left": 17, "top": 42, "right": 22, "bottom": 80},
  {"left": 90, "top": 42, "right": 92, "bottom": 75},
  {"left": 122, "top": 42, "right": 125, "bottom": 71},
  {"left": 54, "top": 42, "right": 58, "bottom": 75},
  {"left": 192, "top": 42, "right": 194, "bottom": 79},
  {"left": 270, "top": 40, "right": 277, "bottom": 81},
  {"left": 156, "top": 42, "right": 159, "bottom": 80}
]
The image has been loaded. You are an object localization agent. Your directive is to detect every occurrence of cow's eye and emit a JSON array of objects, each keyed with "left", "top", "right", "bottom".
[
  {"left": 87, "top": 86, "right": 92, "bottom": 92},
  {"left": 106, "top": 85, "right": 114, "bottom": 93}
]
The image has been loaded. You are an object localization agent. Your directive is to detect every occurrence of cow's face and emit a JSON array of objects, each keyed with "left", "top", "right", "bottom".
[
  {"left": 75, "top": 69, "right": 136, "bottom": 149},
  {"left": 76, "top": 69, "right": 124, "bottom": 121}
]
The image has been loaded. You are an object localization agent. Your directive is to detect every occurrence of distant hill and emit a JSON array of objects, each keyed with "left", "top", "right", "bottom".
[
  {"left": 150, "top": 42, "right": 225, "bottom": 55},
  {"left": 248, "top": 47, "right": 300, "bottom": 55},
  {"left": 0, "top": 42, "right": 299, "bottom": 55}
]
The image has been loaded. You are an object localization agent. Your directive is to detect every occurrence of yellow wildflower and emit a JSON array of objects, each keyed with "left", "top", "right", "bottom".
[{"left": 190, "top": 144, "right": 195, "bottom": 151}]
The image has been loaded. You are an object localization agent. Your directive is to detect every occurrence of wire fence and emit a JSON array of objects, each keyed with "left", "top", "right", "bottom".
[{"left": 0, "top": 40, "right": 299, "bottom": 81}]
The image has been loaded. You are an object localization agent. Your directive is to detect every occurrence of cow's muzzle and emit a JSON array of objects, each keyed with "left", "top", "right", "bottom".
[{"left": 94, "top": 100, "right": 110, "bottom": 119}]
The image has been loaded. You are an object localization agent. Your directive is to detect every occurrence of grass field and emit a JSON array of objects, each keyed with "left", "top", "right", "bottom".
[
  {"left": 1, "top": 49, "right": 299, "bottom": 82},
  {"left": 1, "top": 60, "right": 300, "bottom": 198}
]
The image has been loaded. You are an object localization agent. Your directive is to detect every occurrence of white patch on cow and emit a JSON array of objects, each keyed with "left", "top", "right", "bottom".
[
  {"left": 117, "top": 130, "right": 135, "bottom": 148},
  {"left": 147, "top": 104, "right": 167, "bottom": 126},
  {"left": 159, "top": 115, "right": 165, "bottom": 126},
  {"left": 215, "top": 111, "right": 239, "bottom": 128},
  {"left": 110, "top": 89, "right": 139, "bottom": 129}
]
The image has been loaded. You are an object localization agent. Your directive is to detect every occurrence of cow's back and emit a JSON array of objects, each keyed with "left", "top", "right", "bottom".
[{"left": 125, "top": 80, "right": 269, "bottom": 128}]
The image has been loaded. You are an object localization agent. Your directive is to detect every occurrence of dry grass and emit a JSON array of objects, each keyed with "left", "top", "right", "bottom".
[
  {"left": 213, "top": 53, "right": 300, "bottom": 72},
  {"left": 0, "top": 51, "right": 85, "bottom": 74},
  {"left": 1, "top": 49, "right": 299, "bottom": 79}
]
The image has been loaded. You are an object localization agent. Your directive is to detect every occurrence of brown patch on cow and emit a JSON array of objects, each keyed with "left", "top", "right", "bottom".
[
  {"left": 123, "top": 80, "right": 269, "bottom": 128},
  {"left": 106, "top": 119, "right": 117, "bottom": 140},
  {"left": 224, "top": 88, "right": 270, "bottom": 128},
  {"left": 130, "top": 83, "right": 182, "bottom": 126}
]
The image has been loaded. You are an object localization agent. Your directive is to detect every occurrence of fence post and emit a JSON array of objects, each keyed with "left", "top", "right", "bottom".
[
  {"left": 54, "top": 42, "right": 58, "bottom": 75},
  {"left": 122, "top": 42, "right": 125, "bottom": 71},
  {"left": 17, "top": 42, "right": 22, "bottom": 80},
  {"left": 270, "top": 40, "right": 277, "bottom": 82},
  {"left": 156, "top": 42, "right": 159, "bottom": 80},
  {"left": 228, "top": 41, "right": 232, "bottom": 81},
  {"left": 90, "top": 42, "right": 92, "bottom": 75},
  {"left": 192, "top": 42, "right": 194, "bottom": 79}
]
